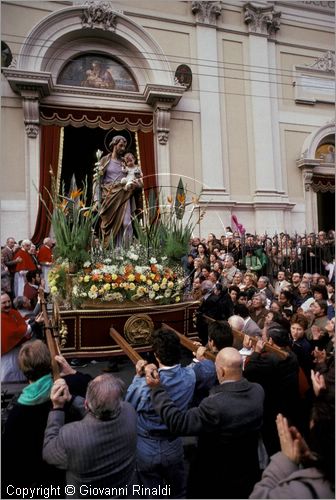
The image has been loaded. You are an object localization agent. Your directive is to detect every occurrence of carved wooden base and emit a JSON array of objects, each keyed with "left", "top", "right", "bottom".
[{"left": 57, "top": 300, "right": 199, "bottom": 358}]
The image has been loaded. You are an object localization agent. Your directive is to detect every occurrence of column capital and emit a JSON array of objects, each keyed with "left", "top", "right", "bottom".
[
  {"left": 191, "top": 1, "right": 223, "bottom": 25},
  {"left": 244, "top": 2, "right": 281, "bottom": 36}
]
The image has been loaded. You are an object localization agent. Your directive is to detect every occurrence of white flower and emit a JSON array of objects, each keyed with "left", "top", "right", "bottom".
[
  {"left": 72, "top": 285, "right": 79, "bottom": 296},
  {"left": 103, "top": 258, "right": 112, "bottom": 264},
  {"left": 164, "top": 289, "right": 172, "bottom": 298},
  {"left": 149, "top": 291, "right": 155, "bottom": 300},
  {"left": 83, "top": 261, "right": 91, "bottom": 268},
  {"left": 88, "top": 290, "right": 98, "bottom": 299},
  {"left": 150, "top": 257, "right": 157, "bottom": 264},
  {"left": 102, "top": 265, "right": 118, "bottom": 274},
  {"left": 161, "top": 256, "right": 168, "bottom": 261},
  {"left": 126, "top": 251, "right": 139, "bottom": 261}
]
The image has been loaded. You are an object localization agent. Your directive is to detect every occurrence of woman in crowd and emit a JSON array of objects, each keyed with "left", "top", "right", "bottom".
[
  {"left": 249, "top": 408, "right": 334, "bottom": 499},
  {"left": 228, "top": 285, "right": 240, "bottom": 306},
  {"left": 2, "top": 340, "right": 91, "bottom": 495},
  {"left": 249, "top": 292, "right": 268, "bottom": 329},
  {"left": 195, "top": 243, "right": 209, "bottom": 265},
  {"left": 243, "top": 272, "right": 258, "bottom": 300}
]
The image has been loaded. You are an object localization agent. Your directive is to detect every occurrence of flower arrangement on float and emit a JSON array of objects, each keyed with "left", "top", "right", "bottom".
[
  {"left": 45, "top": 173, "right": 205, "bottom": 308},
  {"left": 72, "top": 249, "right": 184, "bottom": 306}
]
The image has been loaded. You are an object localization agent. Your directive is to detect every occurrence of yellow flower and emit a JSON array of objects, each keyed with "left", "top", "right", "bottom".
[
  {"left": 111, "top": 274, "right": 118, "bottom": 281},
  {"left": 168, "top": 281, "right": 174, "bottom": 289},
  {"left": 50, "top": 286, "right": 58, "bottom": 294},
  {"left": 160, "top": 283, "right": 167, "bottom": 290},
  {"left": 103, "top": 283, "right": 111, "bottom": 291},
  {"left": 150, "top": 273, "right": 155, "bottom": 280},
  {"left": 90, "top": 285, "right": 98, "bottom": 293},
  {"left": 83, "top": 275, "right": 90, "bottom": 282},
  {"left": 175, "top": 296, "right": 181, "bottom": 302},
  {"left": 147, "top": 280, "right": 152, "bottom": 286},
  {"left": 128, "top": 274, "right": 135, "bottom": 282},
  {"left": 153, "top": 283, "right": 160, "bottom": 291},
  {"left": 129, "top": 283, "right": 136, "bottom": 290},
  {"left": 140, "top": 274, "right": 146, "bottom": 282}
]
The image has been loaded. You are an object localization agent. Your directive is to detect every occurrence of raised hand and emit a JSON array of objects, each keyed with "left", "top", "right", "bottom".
[
  {"left": 144, "top": 363, "right": 160, "bottom": 388},
  {"left": 311, "top": 370, "right": 326, "bottom": 396}
]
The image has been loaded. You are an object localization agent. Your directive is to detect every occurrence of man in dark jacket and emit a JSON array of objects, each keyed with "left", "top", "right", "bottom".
[
  {"left": 146, "top": 347, "right": 264, "bottom": 499},
  {"left": 243, "top": 325, "right": 300, "bottom": 456}
]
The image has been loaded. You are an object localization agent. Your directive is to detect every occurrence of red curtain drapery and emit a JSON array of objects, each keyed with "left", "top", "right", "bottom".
[
  {"left": 31, "top": 125, "right": 61, "bottom": 245},
  {"left": 138, "top": 129, "right": 157, "bottom": 195}
]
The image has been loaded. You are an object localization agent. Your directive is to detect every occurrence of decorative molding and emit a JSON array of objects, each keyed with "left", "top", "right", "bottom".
[
  {"left": 308, "top": 50, "right": 335, "bottom": 72},
  {"left": 144, "top": 84, "right": 185, "bottom": 108},
  {"left": 154, "top": 107, "right": 171, "bottom": 146},
  {"left": 3, "top": 69, "right": 52, "bottom": 98},
  {"left": 191, "top": 1, "right": 223, "bottom": 24},
  {"left": 81, "top": 1, "right": 118, "bottom": 31},
  {"left": 22, "top": 92, "right": 40, "bottom": 138},
  {"left": 303, "top": 170, "right": 314, "bottom": 191},
  {"left": 25, "top": 124, "right": 39, "bottom": 138},
  {"left": 244, "top": 2, "right": 281, "bottom": 36}
]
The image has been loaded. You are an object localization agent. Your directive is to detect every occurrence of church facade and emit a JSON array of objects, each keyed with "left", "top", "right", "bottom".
[{"left": 1, "top": 0, "right": 335, "bottom": 243}]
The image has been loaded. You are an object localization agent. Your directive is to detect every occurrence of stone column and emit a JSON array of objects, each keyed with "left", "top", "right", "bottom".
[
  {"left": 154, "top": 105, "right": 172, "bottom": 198},
  {"left": 244, "top": 2, "right": 282, "bottom": 201},
  {"left": 298, "top": 161, "right": 319, "bottom": 233},
  {"left": 191, "top": 1, "right": 229, "bottom": 203}
]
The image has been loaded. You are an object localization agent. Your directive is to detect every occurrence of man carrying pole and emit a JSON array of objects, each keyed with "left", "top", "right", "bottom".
[{"left": 123, "top": 327, "right": 196, "bottom": 499}]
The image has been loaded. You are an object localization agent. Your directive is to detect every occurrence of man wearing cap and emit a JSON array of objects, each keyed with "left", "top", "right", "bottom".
[{"left": 93, "top": 135, "right": 141, "bottom": 247}]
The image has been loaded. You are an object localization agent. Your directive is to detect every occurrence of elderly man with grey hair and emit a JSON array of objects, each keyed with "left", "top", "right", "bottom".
[
  {"left": 257, "top": 275, "right": 274, "bottom": 302},
  {"left": 221, "top": 253, "right": 238, "bottom": 287},
  {"left": 43, "top": 374, "right": 137, "bottom": 498}
]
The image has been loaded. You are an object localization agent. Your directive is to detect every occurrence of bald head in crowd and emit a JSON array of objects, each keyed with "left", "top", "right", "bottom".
[{"left": 215, "top": 347, "right": 243, "bottom": 383}]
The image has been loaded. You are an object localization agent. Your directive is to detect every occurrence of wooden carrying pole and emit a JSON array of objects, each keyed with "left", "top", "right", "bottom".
[
  {"left": 109, "top": 327, "right": 144, "bottom": 365},
  {"left": 39, "top": 290, "right": 61, "bottom": 380},
  {"left": 161, "top": 323, "right": 216, "bottom": 362},
  {"left": 203, "top": 315, "right": 288, "bottom": 360}
]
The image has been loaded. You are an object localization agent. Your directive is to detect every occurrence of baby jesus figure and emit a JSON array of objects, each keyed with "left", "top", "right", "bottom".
[{"left": 121, "top": 153, "right": 143, "bottom": 191}]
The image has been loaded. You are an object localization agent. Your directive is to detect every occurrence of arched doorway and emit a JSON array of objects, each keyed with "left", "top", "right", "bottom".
[{"left": 3, "top": 3, "right": 185, "bottom": 241}]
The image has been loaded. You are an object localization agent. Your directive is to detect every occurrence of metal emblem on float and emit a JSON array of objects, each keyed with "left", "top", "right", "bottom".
[{"left": 124, "top": 314, "right": 154, "bottom": 345}]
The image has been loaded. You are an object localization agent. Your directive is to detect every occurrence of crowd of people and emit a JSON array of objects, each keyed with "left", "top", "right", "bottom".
[{"left": 1, "top": 228, "right": 335, "bottom": 499}]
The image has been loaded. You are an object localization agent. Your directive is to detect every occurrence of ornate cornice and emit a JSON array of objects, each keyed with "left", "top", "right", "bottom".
[
  {"left": 81, "top": 1, "right": 118, "bottom": 31},
  {"left": 3, "top": 69, "right": 52, "bottom": 98},
  {"left": 244, "top": 2, "right": 281, "bottom": 36},
  {"left": 308, "top": 50, "right": 335, "bottom": 72},
  {"left": 191, "top": 1, "right": 223, "bottom": 25},
  {"left": 144, "top": 84, "right": 185, "bottom": 108}
]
